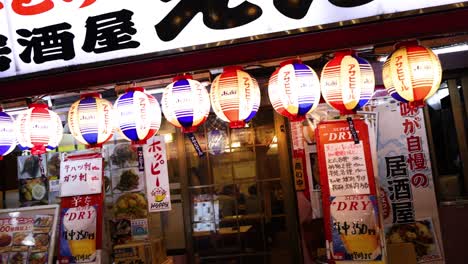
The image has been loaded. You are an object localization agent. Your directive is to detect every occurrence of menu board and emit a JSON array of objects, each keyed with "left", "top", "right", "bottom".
[
  {"left": 0, "top": 205, "right": 59, "bottom": 264},
  {"left": 316, "top": 119, "right": 384, "bottom": 262},
  {"left": 59, "top": 152, "right": 103, "bottom": 197}
]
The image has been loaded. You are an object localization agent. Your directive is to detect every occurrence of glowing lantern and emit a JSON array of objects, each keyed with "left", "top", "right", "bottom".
[
  {"left": 382, "top": 41, "right": 442, "bottom": 107},
  {"left": 210, "top": 66, "right": 260, "bottom": 128},
  {"left": 68, "top": 93, "right": 114, "bottom": 147},
  {"left": 115, "top": 87, "right": 161, "bottom": 144},
  {"left": 15, "top": 103, "right": 63, "bottom": 155},
  {"left": 0, "top": 109, "right": 16, "bottom": 159},
  {"left": 162, "top": 75, "right": 210, "bottom": 133},
  {"left": 268, "top": 59, "right": 321, "bottom": 121},
  {"left": 321, "top": 50, "right": 375, "bottom": 115}
]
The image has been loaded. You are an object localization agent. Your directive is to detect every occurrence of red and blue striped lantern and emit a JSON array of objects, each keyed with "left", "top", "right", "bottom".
[
  {"left": 15, "top": 103, "right": 63, "bottom": 155},
  {"left": 321, "top": 50, "right": 375, "bottom": 115},
  {"left": 68, "top": 93, "right": 114, "bottom": 147},
  {"left": 383, "top": 41, "right": 442, "bottom": 108},
  {"left": 114, "top": 87, "right": 161, "bottom": 143},
  {"left": 0, "top": 108, "right": 16, "bottom": 159},
  {"left": 268, "top": 59, "right": 321, "bottom": 121},
  {"left": 162, "top": 75, "right": 210, "bottom": 133},
  {"left": 210, "top": 66, "right": 260, "bottom": 128}
]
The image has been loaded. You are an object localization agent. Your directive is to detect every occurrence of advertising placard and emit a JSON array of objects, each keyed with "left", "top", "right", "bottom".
[
  {"left": 376, "top": 101, "right": 443, "bottom": 263},
  {"left": 0, "top": 205, "right": 59, "bottom": 264},
  {"left": 59, "top": 194, "right": 103, "bottom": 264},
  {"left": 59, "top": 152, "right": 103, "bottom": 197},
  {"left": 143, "top": 136, "right": 171, "bottom": 212},
  {"left": 316, "top": 119, "right": 384, "bottom": 262}
]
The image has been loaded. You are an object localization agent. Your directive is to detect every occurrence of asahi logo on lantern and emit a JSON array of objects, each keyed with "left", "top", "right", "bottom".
[
  {"left": 221, "top": 89, "right": 237, "bottom": 97},
  {"left": 395, "top": 55, "right": 409, "bottom": 91}
]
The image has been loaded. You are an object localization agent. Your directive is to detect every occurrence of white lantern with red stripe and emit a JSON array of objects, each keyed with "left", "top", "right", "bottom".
[
  {"left": 162, "top": 75, "right": 210, "bottom": 133},
  {"left": 383, "top": 41, "right": 442, "bottom": 108},
  {"left": 321, "top": 50, "right": 375, "bottom": 115},
  {"left": 15, "top": 103, "right": 63, "bottom": 155},
  {"left": 0, "top": 108, "right": 16, "bottom": 159},
  {"left": 210, "top": 66, "right": 260, "bottom": 128},
  {"left": 68, "top": 93, "right": 114, "bottom": 147},
  {"left": 114, "top": 87, "right": 161, "bottom": 143},
  {"left": 268, "top": 59, "right": 321, "bottom": 121}
]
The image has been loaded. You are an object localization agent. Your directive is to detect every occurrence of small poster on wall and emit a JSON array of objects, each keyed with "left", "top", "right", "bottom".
[
  {"left": 0, "top": 205, "right": 59, "bottom": 264},
  {"left": 17, "top": 155, "right": 49, "bottom": 207},
  {"left": 59, "top": 152, "right": 103, "bottom": 197},
  {"left": 316, "top": 119, "right": 384, "bottom": 262},
  {"left": 59, "top": 194, "right": 103, "bottom": 264}
]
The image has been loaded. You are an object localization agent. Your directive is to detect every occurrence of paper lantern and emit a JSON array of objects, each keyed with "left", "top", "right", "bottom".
[
  {"left": 15, "top": 103, "right": 63, "bottom": 155},
  {"left": 162, "top": 75, "right": 210, "bottom": 133},
  {"left": 68, "top": 93, "right": 114, "bottom": 147},
  {"left": 0, "top": 109, "right": 16, "bottom": 159},
  {"left": 210, "top": 66, "right": 260, "bottom": 128},
  {"left": 321, "top": 50, "right": 375, "bottom": 115},
  {"left": 383, "top": 41, "right": 442, "bottom": 107},
  {"left": 115, "top": 87, "right": 161, "bottom": 144},
  {"left": 268, "top": 59, "right": 321, "bottom": 121}
]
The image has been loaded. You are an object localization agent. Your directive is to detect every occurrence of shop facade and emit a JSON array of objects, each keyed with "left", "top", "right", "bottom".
[{"left": 0, "top": 1, "right": 467, "bottom": 264}]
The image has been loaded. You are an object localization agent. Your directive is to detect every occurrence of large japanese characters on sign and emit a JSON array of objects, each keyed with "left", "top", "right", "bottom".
[
  {"left": 376, "top": 101, "right": 443, "bottom": 263},
  {"left": 0, "top": 0, "right": 464, "bottom": 78},
  {"left": 143, "top": 135, "right": 171, "bottom": 212},
  {"left": 59, "top": 152, "right": 103, "bottom": 197},
  {"left": 316, "top": 119, "right": 384, "bottom": 262}
]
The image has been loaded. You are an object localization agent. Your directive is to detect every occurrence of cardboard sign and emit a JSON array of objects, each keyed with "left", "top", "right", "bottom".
[
  {"left": 316, "top": 119, "right": 384, "bottom": 262},
  {"left": 60, "top": 152, "right": 103, "bottom": 197},
  {"left": 143, "top": 136, "right": 171, "bottom": 212}
]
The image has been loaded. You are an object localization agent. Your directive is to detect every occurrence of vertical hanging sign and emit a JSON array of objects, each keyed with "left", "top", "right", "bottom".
[
  {"left": 143, "top": 136, "right": 172, "bottom": 212},
  {"left": 316, "top": 119, "right": 384, "bottom": 262},
  {"left": 376, "top": 102, "right": 443, "bottom": 263},
  {"left": 291, "top": 121, "right": 307, "bottom": 191}
]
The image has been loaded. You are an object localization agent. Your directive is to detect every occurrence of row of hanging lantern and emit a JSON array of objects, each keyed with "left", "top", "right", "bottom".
[{"left": 0, "top": 41, "right": 442, "bottom": 159}]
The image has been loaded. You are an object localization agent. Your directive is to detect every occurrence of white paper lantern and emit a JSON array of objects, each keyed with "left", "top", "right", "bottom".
[
  {"left": 115, "top": 87, "right": 161, "bottom": 143},
  {"left": 162, "top": 75, "right": 210, "bottom": 133},
  {"left": 210, "top": 66, "right": 260, "bottom": 128},
  {"left": 15, "top": 103, "right": 63, "bottom": 155},
  {"left": 0, "top": 109, "right": 16, "bottom": 159},
  {"left": 268, "top": 59, "right": 321, "bottom": 120},
  {"left": 68, "top": 93, "right": 114, "bottom": 147}
]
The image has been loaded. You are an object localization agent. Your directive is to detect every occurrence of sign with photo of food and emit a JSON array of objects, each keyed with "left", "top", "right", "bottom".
[
  {"left": 17, "top": 155, "right": 49, "bottom": 207},
  {"left": 0, "top": 205, "right": 59, "bottom": 264}
]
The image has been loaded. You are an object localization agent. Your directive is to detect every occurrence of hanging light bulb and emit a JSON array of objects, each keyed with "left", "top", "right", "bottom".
[
  {"left": 15, "top": 103, "right": 63, "bottom": 155},
  {"left": 382, "top": 41, "right": 442, "bottom": 108},
  {"left": 0, "top": 108, "right": 16, "bottom": 159},
  {"left": 68, "top": 93, "right": 114, "bottom": 147},
  {"left": 321, "top": 50, "right": 375, "bottom": 115},
  {"left": 268, "top": 59, "right": 321, "bottom": 121},
  {"left": 114, "top": 87, "right": 161, "bottom": 144},
  {"left": 210, "top": 66, "right": 260, "bottom": 128},
  {"left": 162, "top": 75, "right": 210, "bottom": 133}
]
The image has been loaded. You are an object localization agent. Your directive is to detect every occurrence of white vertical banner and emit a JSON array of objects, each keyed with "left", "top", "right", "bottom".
[
  {"left": 143, "top": 135, "right": 171, "bottom": 212},
  {"left": 376, "top": 101, "right": 443, "bottom": 263}
]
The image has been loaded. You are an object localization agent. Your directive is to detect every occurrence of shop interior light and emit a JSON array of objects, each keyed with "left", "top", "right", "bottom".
[
  {"left": 68, "top": 93, "right": 114, "bottom": 148},
  {"left": 433, "top": 43, "right": 468, "bottom": 55},
  {"left": 321, "top": 50, "right": 375, "bottom": 115},
  {"left": 268, "top": 59, "right": 321, "bottom": 121},
  {"left": 210, "top": 66, "right": 261, "bottom": 129},
  {"left": 162, "top": 75, "right": 210, "bottom": 133},
  {"left": 114, "top": 87, "right": 161, "bottom": 144}
]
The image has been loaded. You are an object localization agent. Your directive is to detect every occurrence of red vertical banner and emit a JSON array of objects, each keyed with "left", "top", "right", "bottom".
[{"left": 316, "top": 119, "right": 384, "bottom": 263}]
